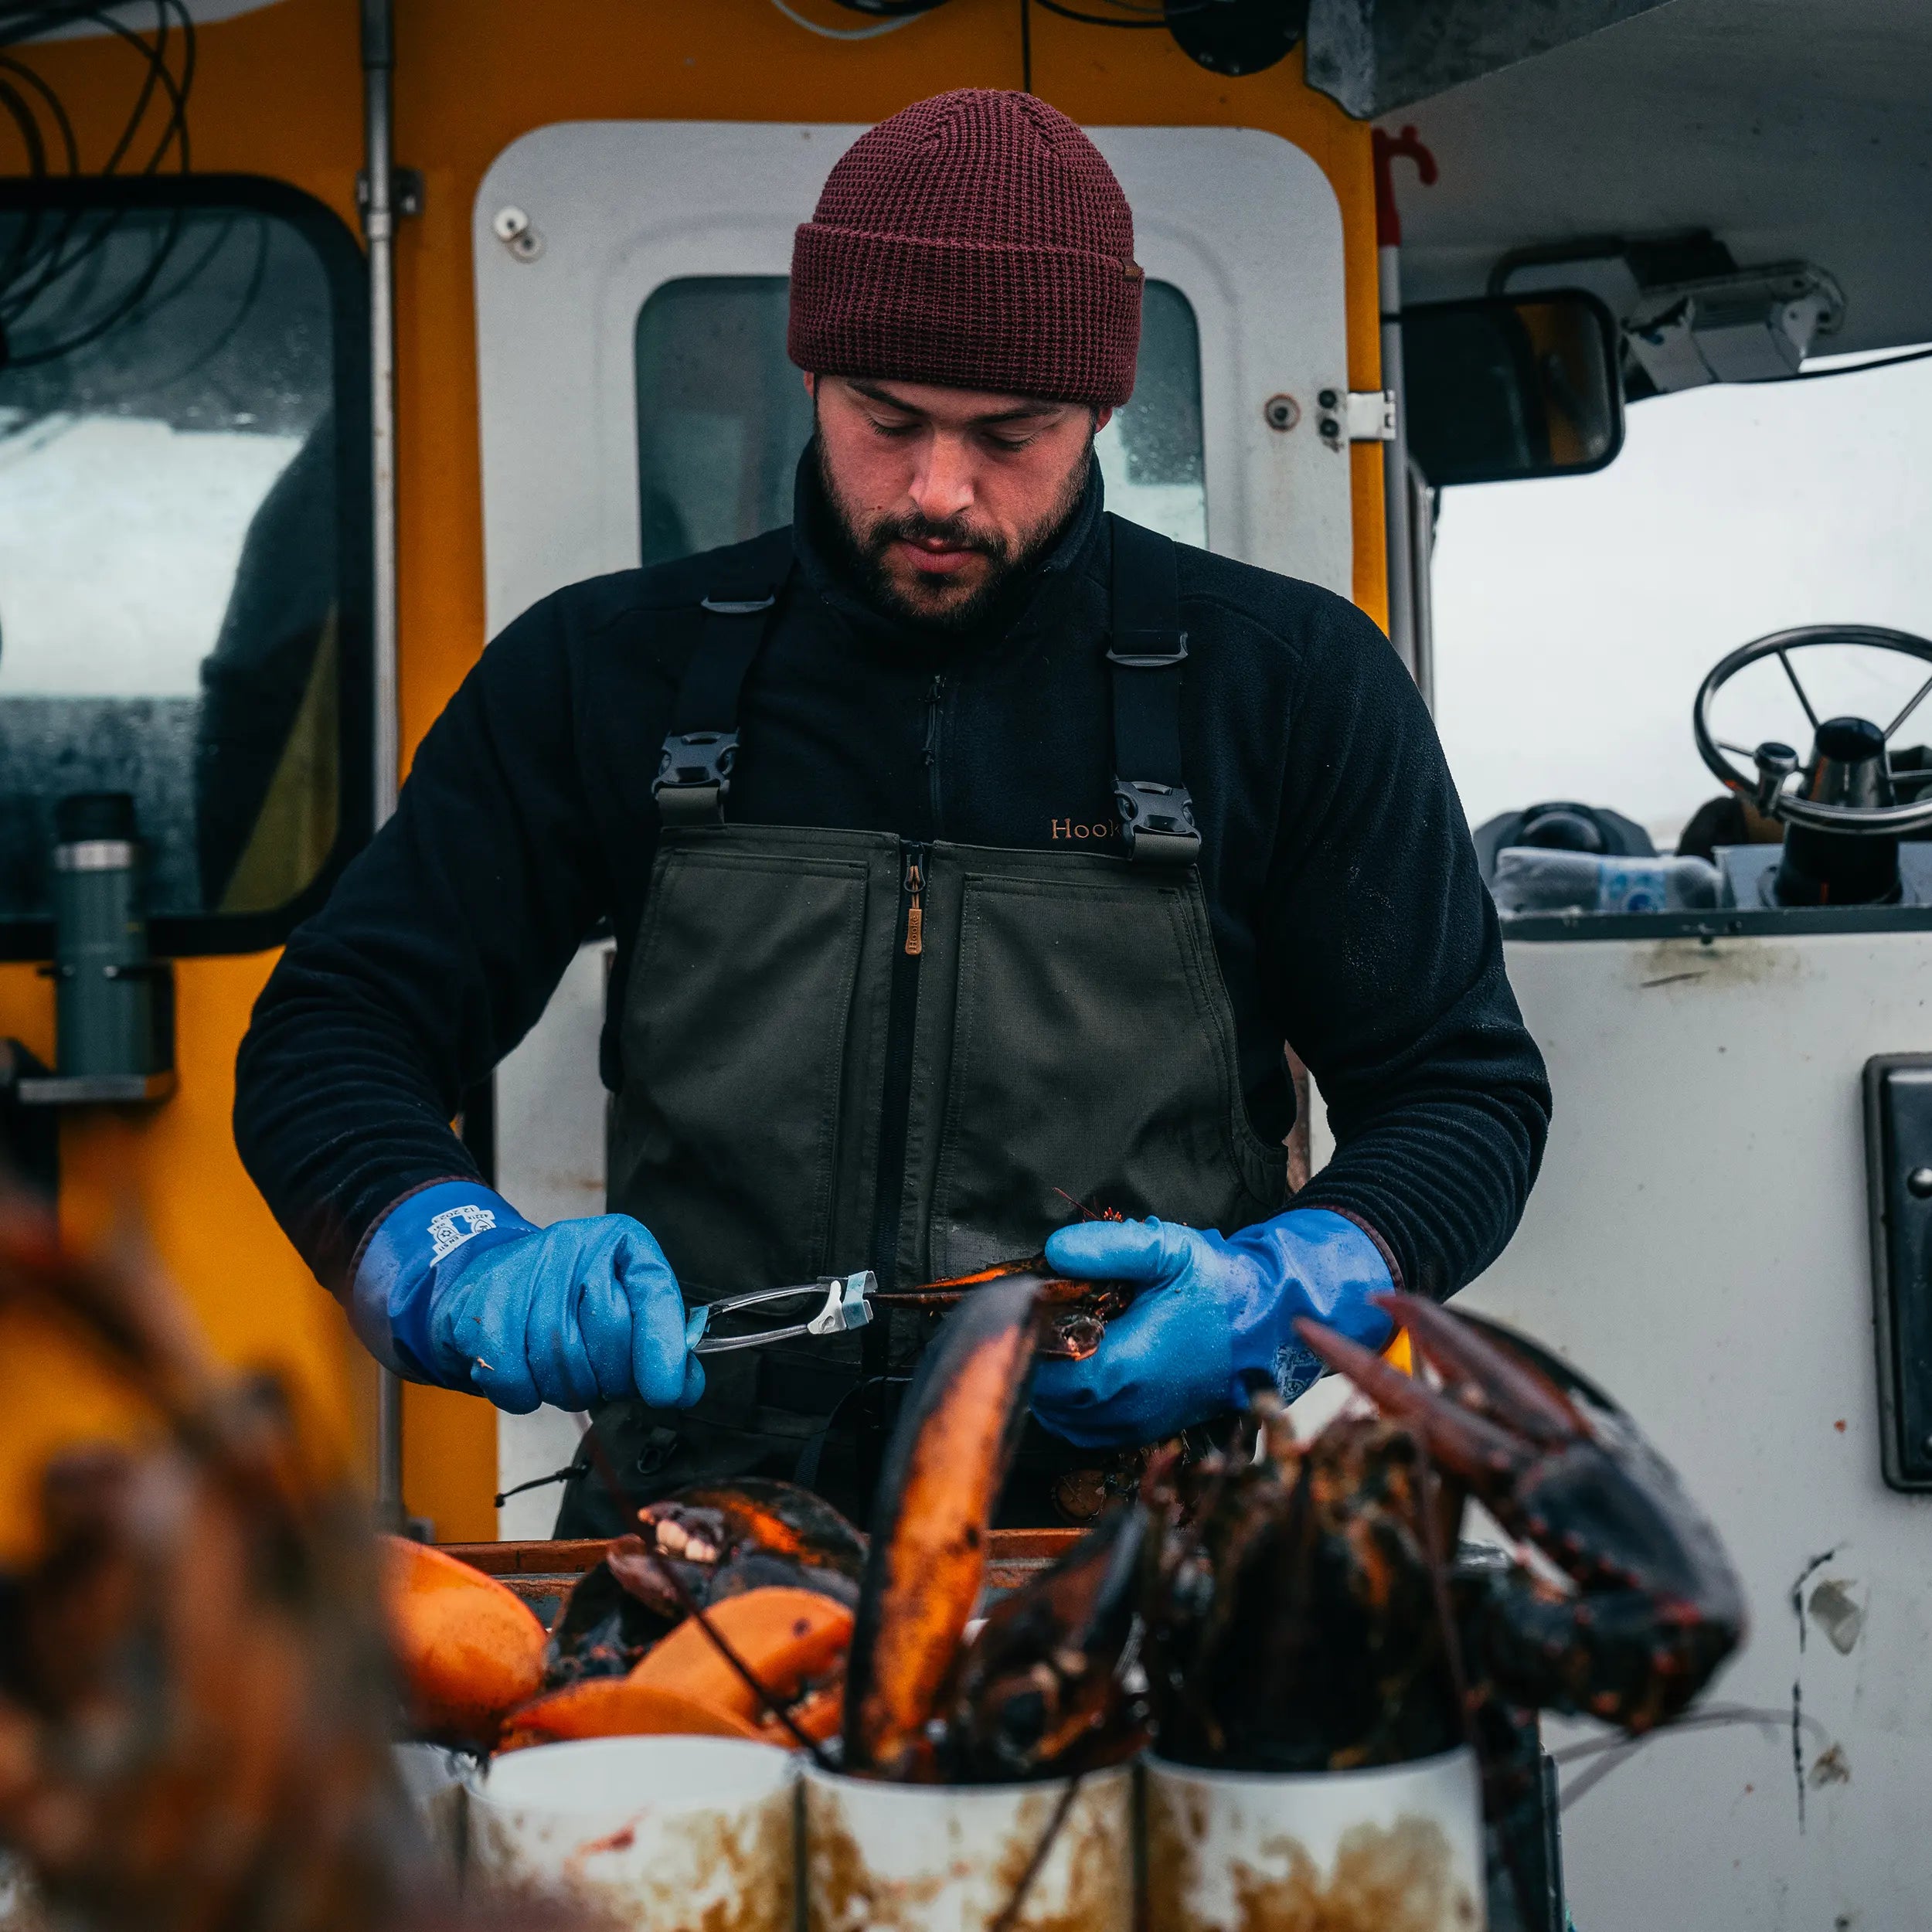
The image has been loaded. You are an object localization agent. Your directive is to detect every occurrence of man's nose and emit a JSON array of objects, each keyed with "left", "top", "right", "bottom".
[{"left": 907, "top": 432, "right": 976, "bottom": 526}]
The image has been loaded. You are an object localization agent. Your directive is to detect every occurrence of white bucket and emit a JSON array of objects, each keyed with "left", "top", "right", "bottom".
[
  {"left": 802, "top": 1760, "right": 1134, "bottom": 1932},
  {"left": 1143, "top": 1747, "right": 1485, "bottom": 1932},
  {"left": 467, "top": 1734, "right": 798, "bottom": 1930},
  {"left": 392, "top": 1741, "right": 468, "bottom": 1881}
]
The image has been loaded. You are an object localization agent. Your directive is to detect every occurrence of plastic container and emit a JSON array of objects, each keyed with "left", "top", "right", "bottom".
[
  {"left": 802, "top": 1760, "right": 1134, "bottom": 1932},
  {"left": 467, "top": 1735, "right": 798, "bottom": 1930},
  {"left": 1490, "top": 845, "right": 1720, "bottom": 917},
  {"left": 1143, "top": 1747, "right": 1485, "bottom": 1932}
]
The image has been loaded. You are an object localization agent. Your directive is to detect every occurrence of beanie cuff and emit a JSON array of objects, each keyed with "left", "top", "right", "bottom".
[{"left": 787, "top": 220, "right": 1142, "bottom": 409}]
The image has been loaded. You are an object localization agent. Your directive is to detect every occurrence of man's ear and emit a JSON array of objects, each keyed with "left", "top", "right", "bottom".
[
  {"left": 1093, "top": 406, "right": 1114, "bottom": 434},
  {"left": 802, "top": 372, "right": 818, "bottom": 401}
]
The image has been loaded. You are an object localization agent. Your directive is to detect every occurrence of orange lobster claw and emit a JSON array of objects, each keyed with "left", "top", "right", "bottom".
[
  {"left": 844, "top": 1274, "right": 1039, "bottom": 1777},
  {"left": 498, "top": 1584, "right": 852, "bottom": 1754},
  {"left": 497, "top": 1679, "right": 766, "bottom": 1753},
  {"left": 631, "top": 1584, "right": 852, "bottom": 1719},
  {"left": 379, "top": 1536, "right": 547, "bottom": 1750}
]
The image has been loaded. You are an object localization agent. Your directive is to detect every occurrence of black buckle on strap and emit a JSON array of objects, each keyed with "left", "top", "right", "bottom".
[
  {"left": 653, "top": 729, "right": 739, "bottom": 827},
  {"left": 1114, "top": 777, "right": 1201, "bottom": 862}
]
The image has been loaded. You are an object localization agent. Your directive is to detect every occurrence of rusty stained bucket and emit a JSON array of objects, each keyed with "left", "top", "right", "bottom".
[
  {"left": 802, "top": 1761, "right": 1134, "bottom": 1932},
  {"left": 467, "top": 1735, "right": 798, "bottom": 1930},
  {"left": 1143, "top": 1746, "right": 1485, "bottom": 1932}
]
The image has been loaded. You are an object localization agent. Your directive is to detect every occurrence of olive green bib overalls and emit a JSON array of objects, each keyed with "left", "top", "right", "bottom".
[{"left": 555, "top": 518, "right": 1286, "bottom": 1532}]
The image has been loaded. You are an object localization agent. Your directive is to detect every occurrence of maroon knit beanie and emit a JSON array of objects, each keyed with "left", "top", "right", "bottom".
[{"left": 789, "top": 90, "right": 1142, "bottom": 408}]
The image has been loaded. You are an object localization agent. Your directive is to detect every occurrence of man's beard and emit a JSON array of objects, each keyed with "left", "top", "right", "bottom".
[{"left": 813, "top": 426, "right": 1093, "bottom": 635}]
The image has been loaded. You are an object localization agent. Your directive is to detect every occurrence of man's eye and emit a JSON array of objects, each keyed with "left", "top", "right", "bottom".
[
  {"left": 867, "top": 416, "right": 918, "bottom": 438},
  {"left": 984, "top": 432, "right": 1036, "bottom": 453}
]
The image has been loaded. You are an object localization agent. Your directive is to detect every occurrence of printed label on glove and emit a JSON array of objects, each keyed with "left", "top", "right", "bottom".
[{"left": 428, "top": 1202, "right": 498, "bottom": 1262}]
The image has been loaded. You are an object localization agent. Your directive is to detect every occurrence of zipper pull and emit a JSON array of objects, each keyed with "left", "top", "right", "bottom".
[{"left": 905, "top": 855, "right": 924, "bottom": 957}]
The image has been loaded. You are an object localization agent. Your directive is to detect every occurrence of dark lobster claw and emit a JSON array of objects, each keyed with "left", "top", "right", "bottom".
[
  {"left": 945, "top": 1504, "right": 1147, "bottom": 1781},
  {"left": 1298, "top": 1293, "right": 1747, "bottom": 1733},
  {"left": 1295, "top": 1293, "right": 1588, "bottom": 1487}
]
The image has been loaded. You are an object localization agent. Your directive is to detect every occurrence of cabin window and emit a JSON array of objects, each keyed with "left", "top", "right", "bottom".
[
  {"left": 0, "top": 178, "right": 369, "bottom": 958},
  {"left": 634, "top": 275, "right": 1206, "bottom": 567},
  {"left": 1432, "top": 350, "right": 1932, "bottom": 933}
]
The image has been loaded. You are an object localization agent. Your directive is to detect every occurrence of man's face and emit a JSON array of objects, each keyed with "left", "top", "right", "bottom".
[{"left": 807, "top": 372, "right": 1111, "bottom": 631}]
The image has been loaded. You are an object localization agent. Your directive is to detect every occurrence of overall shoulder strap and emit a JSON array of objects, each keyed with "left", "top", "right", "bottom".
[
  {"left": 1106, "top": 515, "right": 1200, "bottom": 863},
  {"left": 652, "top": 528, "right": 795, "bottom": 828}
]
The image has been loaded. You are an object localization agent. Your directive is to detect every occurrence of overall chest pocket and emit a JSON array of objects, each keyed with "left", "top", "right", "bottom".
[
  {"left": 611, "top": 845, "right": 875, "bottom": 1293},
  {"left": 922, "top": 866, "right": 1287, "bottom": 1280}
]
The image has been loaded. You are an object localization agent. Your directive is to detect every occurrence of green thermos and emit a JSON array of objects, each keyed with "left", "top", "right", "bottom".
[{"left": 50, "top": 791, "right": 171, "bottom": 1085}]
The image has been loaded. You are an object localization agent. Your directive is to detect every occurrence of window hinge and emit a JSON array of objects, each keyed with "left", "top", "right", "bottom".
[{"left": 1318, "top": 388, "right": 1396, "bottom": 448}]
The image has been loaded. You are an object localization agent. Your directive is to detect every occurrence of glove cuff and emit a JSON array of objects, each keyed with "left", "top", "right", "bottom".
[
  {"left": 352, "top": 1181, "right": 538, "bottom": 1383},
  {"left": 1323, "top": 1207, "right": 1404, "bottom": 1294}
]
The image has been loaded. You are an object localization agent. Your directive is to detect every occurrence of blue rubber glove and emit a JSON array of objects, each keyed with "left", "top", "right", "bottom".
[
  {"left": 1029, "top": 1209, "right": 1394, "bottom": 1449},
  {"left": 350, "top": 1181, "right": 704, "bottom": 1415}
]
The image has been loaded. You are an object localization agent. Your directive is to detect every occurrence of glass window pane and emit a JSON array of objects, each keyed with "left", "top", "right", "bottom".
[
  {"left": 634, "top": 275, "right": 1207, "bottom": 566},
  {"left": 1433, "top": 356, "right": 1932, "bottom": 850},
  {"left": 0, "top": 199, "right": 345, "bottom": 923},
  {"left": 635, "top": 277, "right": 815, "bottom": 568},
  {"left": 1097, "top": 281, "right": 1206, "bottom": 546}
]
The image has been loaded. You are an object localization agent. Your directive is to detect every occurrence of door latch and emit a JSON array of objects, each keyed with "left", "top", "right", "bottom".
[{"left": 1863, "top": 1055, "right": 1932, "bottom": 1488}]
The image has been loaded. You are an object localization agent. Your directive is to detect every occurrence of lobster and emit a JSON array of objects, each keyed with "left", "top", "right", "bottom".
[
  {"left": 1141, "top": 1292, "right": 1746, "bottom": 1770},
  {"left": 455, "top": 1274, "right": 1145, "bottom": 1781},
  {"left": 1138, "top": 1290, "right": 1747, "bottom": 1925},
  {"left": 382, "top": 1478, "right": 866, "bottom": 1754},
  {"left": 0, "top": 1199, "right": 573, "bottom": 1932},
  {"left": 872, "top": 1254, "right": 1137, "bottom": 1362},
  {"left": 839, "top": 1271, "right": 1145, "bottom": 1781}
]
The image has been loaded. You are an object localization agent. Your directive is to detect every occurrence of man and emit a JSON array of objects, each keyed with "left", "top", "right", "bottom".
[{"left": 235, "top": 90, "right": 1549, "bottom": 1531}]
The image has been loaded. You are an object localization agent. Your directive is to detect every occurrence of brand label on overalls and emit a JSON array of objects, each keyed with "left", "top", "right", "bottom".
[{"left": 1051, "top": 819, "right": 1117, "bottom": 841}]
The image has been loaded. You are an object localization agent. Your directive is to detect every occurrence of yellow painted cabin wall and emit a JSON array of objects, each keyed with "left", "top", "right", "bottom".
[{"left": 1, "top": 0, "right": 1386, "bottom": 1546}]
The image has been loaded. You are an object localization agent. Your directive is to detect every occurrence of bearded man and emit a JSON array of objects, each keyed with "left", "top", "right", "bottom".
[{"left": 235, "top": 90, "right": 1549, "bottom": 1531}]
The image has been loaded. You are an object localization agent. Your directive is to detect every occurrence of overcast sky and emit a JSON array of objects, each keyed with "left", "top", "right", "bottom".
[{"left": 1430, "top": 353, "right": 1932, "bottom": 846}]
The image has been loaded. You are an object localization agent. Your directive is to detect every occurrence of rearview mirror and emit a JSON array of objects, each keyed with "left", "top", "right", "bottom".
[{"left": 1401, "top": 291, "right": 1624, "bottom": 488}]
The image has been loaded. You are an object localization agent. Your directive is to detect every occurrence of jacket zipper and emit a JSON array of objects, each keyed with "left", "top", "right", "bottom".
[
  {"left": 870, "top": 838, "right": 930, "bottom": 1287},
  {"left": 922, "top": 674, "right": 945, "bottom": 833},
  {"left": 876, "top": 679, "right": 943, "bottom": 1264}
]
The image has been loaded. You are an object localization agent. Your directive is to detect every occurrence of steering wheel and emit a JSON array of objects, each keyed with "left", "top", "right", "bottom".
[{"left": 1693, "top": 624, "right": 1932, "bottom": 836}]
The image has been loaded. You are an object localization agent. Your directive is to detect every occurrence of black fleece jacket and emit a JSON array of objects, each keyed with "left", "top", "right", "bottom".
[{"left": 235, "top": 458, "right": 1549, "bottom": 1302}]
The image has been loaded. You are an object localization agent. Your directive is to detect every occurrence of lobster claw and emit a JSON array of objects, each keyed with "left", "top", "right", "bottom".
[
  {"left": 1294, "top": 1291, "right": 1589, "bottom": 1491},
  {"left": 1298, "top": 1293, "right": 1747, "bottom": 1733},
  {"left": 843, "top": 1274, "right": 1041, "bottom": 1778}
]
